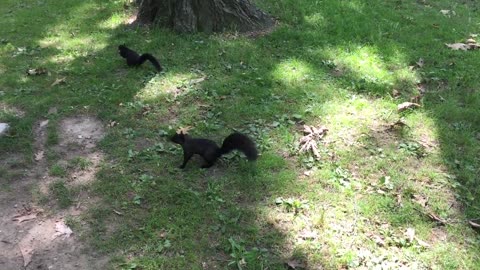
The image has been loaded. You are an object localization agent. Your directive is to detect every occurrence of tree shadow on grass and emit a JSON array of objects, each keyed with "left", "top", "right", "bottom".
[{"left": 1, "top": 0, "right": 480, "bottom": 268}]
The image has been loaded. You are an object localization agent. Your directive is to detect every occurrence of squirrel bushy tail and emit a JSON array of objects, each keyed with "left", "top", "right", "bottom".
[
  {"left": 138, "top": 53, "right": 163, "bottom": 71},
  {"left": 219, "top": 133, "right": 258, "bottom": 160}
]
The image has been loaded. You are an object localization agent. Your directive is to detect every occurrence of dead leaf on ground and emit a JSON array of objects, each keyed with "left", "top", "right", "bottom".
[
  {"left": 416, "top": 58, "right": 424, "bottom": 68},
  {"left": 440, "top": 10, "right": 456, "bottom": 16},
  {"left": 298, "top": 229, "right": 318, "bottom": 240},
  {"left": 189, "top": 77, "right": 206, "bottom": 84},
  {"left": 416, "top": 83, "right": 427, "bottom": 94},
  {"left": 415, "top": 237, "right": 430, "bottom": 248},
  {"left": 331, "top": 68, "right": 344, "bottom": 77},
  {"left": 19, "top": 242, "right": 33, "bottom": 267},
  {"left": 367, "top": 232, "right": 386, "bottom": 247},
  {"left": 54, "top": 220, "right": 73, "bottom": 238},
  {"left": 388, "top": 119, "right": 408, "bottom": 130},
  {"left": 391, "top": 89, "right": 400, "bottom": 98},
  {"left": 446, "top": 42, "right": 480, "bottom": 51},
  {"left": 51, "top": 77, "right": 66, "bottom": 87},
  {"left": 26, "top": 67, "right": 47, "bottom": 75},
  {"left": 286, "top": 259, "right": 306, "bottom": 269},
  {"left": 34, "top": 151, "right": 44, "bottom": 161},
  {"left": 12, "top": 212, "right": 38, "bottom": 223},
  {"left": 412, "top": 194, "right": 428, "bottom": 207},
  {"left": 405, "top": 227, "right": 415, "bottom": 243},
  {"left": 176, "top": 126, "right": 193, "bottom": 134},
  {"left": 398, "top": 102, "right": 421, "bottom": 112},
  {"left": 298, "top": 124, "right": 328, "bottom": 159},
  {"left": 139, "top": 105, "right": 152, "bottom": 116},
  {"left": 410, "top": 95, "right": 422, "bottom": 104},
  {"left": 396, "top": 193, "right": 403, "bottom": 206}
]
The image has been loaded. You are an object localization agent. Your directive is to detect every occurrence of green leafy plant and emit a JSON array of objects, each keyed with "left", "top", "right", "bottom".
[
  {"left": 275, "top": 197, "right": 309, "bottom": 215},
  {"left": 227, "top": 237, "right": 267, "bottom": 270},
  {"left": 398, "top": 141, "right": 426, "bottom": 158}
]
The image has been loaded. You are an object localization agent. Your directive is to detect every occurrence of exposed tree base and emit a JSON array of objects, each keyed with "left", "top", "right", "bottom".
[{"left": 136, "top": 0, "right": 274, "bottom": 33}]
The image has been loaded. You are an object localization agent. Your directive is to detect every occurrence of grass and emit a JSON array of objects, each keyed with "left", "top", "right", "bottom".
[
  {"left": 1, "top": 0, "right": 480, "bottom": 269},
  {"left": 50, "top": 180, "right": 73, "bottom": 209}
]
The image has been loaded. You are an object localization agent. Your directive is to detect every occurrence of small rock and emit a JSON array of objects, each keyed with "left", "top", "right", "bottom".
[{"left": 0, "top": 123, "right": 10, "bottom": 136}]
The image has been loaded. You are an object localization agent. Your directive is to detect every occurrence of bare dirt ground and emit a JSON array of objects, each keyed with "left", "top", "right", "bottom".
[{"left": 0, "top": 115, "right": 108, "bottom": 270}]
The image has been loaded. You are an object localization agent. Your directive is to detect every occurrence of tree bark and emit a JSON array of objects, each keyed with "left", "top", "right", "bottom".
[{"left": 137, "top": 0, "right": 274, "bottom": 33}]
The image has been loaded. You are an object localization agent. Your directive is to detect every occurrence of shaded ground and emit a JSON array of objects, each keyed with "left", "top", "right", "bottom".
[
  {"left": 0, "top": 0, "right": 479, "bottom": 269},
  {"left": 0, "top": 114, "right": 107, "bottom": 270}
]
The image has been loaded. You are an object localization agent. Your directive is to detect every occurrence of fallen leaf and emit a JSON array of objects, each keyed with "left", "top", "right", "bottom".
[
  {"left": 303, "top": 170, "right": 312, "bottom": 176},
  {"left": 416, "top": 58, "right": 424, "bottom": 68},
  {"left": 415, "top": 236, "right": 430, "bottom": 248},
  {"left": 189, "top": 77, "right": 206, "bottom": 84},
  {"left": 372, "top": 234, "right": 386, "bottom": 247},
  {"left": 405, "top": 227, "right": 415, "bottom": 243},
  {"left": 466, "top": 38, "right": 477, "bottom": 44},
  {"left": 51, "top": 77, "right": 66, "bottom": 87},
  {"left": 19, "top": 242, "right": 33, "bottom": 267},
  {"left": 298, "top": 125, "right": 328, "bottom": 159},
  {"left": 445, "top": 42, "right": 480, "bottom": 51},
  {"left": 440, "top": 10, "right": 455, "bottom": 16},
  {"left": 12, "top": 213, "right": 37, "bottom": 223},
  {"left": 388, "top": 119, "right": 408, "bottom": 130},
  {"left": 391, "top": 89, "right": 400, "bottom": 98},
  {"left": 410, "top": 95, "right": 422, "bottom": 104},
  {"left": 398, "top": 102, "right": 421, "bottom": 112},
  {"left": 412, "top": 194, "right": 428, "bottom": 207},
  {"left": 54, "top": 220, "right": 73, "bottom": 238},
  {"left": 298, "top": 229, "right": 318, "bottom": 240},
  {"left": 396, "top": 193, "right": 403, "bottom": 206},
  {"left": 113, "top": 209, "right": 123, "bottom": 215},
  {"left": 26, "top": 67, "right": 47, "bottom": 76},
  {"left": 416, "top": 83, "right": 427, "bottom": 94},
  {"left": 446, "top": 43, "right": 469, "bottom": 51},
  {"left": 34, "top": 151, "right": 44, "bottom": 161},
  {"left": 176, "top": 126, "right": 193, "bottom": 134},
  {"left": 286, "top": 259, "right": 305, "bottom": 269}
]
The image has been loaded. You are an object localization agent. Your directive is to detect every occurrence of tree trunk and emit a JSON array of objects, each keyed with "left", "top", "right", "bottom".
[{"left": 136, "top": 0, "right": 274, "bottom": 33}]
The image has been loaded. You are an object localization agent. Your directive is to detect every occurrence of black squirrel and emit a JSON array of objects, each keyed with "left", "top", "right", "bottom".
[
  {"left": 118, "top": 44, "right": 163, "bottom": 72},
  {"left": 171, "top": 132, "right": 258, "bottom": 169}
]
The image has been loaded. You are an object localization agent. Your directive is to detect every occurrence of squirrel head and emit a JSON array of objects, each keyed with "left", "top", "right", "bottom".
[{"left": 170, "top": 132, "right": 186, "bottom": 145}]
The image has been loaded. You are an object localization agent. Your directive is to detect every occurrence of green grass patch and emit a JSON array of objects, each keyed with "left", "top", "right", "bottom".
[
  {"left": 1, "top": 0, "right": 480, "bottom": 268},
  {"left": 50, "top": 180, "right": 73, "bottom": 209}
]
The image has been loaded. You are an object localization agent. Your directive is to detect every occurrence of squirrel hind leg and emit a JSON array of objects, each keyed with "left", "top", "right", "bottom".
[
  {"left": 201, "top": 150, "right": 218, "bottom": 168},
  {"left": 201, "top": 162, "right": 215, "bottom": 169}
]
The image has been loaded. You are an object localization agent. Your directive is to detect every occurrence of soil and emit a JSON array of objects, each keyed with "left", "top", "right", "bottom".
[{"left": 0, "top": 115, "right": 108, "bottom": 270}]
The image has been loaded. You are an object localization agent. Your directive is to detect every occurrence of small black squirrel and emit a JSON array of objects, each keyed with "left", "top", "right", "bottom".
[
  {"left": 171, "top": 131, "right": 258, "bottom": 169},
  {"left": 118, "top": 44, "right": 163, "bottom": 72}
]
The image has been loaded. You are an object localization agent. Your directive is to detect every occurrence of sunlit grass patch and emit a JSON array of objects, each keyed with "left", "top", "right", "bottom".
[{"left": 1, "top": 0, "right": 480, "bottom": 268}]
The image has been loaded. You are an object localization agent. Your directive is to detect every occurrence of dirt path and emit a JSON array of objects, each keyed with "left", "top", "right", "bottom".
[{"left": 0, "top": 115, "right": 108, "bottom": 270}]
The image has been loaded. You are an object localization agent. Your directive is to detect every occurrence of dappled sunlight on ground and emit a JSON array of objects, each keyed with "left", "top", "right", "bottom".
[{"left": 272, "top": 59, "right": 315, "bottom": 86}]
